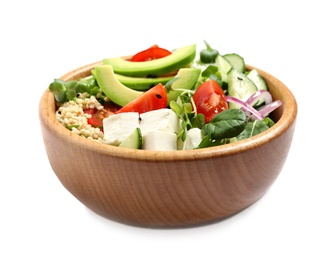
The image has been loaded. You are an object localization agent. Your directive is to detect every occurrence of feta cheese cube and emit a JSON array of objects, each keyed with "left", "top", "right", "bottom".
[
  {"left": 103, "top": 112, "right": 139, "bottom": 145},
  {"left": 142, "top": 130, "right": 177, "bottom": 151},
  {"left": 139, "top": 109, "right": 180, "bottom": 136},
  {"left": 183, "top": 127, "right": 203, "bottom": 150}
]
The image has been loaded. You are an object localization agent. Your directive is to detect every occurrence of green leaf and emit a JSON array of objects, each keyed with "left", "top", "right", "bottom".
[
  {"left": 202, "top": 65, "right": 218, "bottom": 77},
  {"left": 264, "top": 117, "right": 275, "bottom": 128},
  {"left": 197, "top": 134, "right": 227, "bottom": 148},
  {"left": 49, "top": 79, "right": 67, "bottom": 102},
  {"left": 65, "top": 80, "right": 78, "bottom": 100},
  {"left": 208, "top": 73, "right": 222, "bottom": 87},
  {"left": 170, "top": 100, "right": 182, "bottom": 115},
  {"left": 201, "top": 109, "right": 247, "bottom": 139},
  {"left": 183, "top": 102, "right": 192, "bottom": 114},
  {"left": 190, "top": 114, "right": 205, "bottom": 129},
  {"left": 237, "top": 119, "right": 270, "bottom": 140}
]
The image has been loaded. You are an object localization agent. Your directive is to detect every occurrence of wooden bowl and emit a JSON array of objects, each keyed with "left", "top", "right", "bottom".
[{"left": 39, "top": 61, "right": 297, "bottom": 228}]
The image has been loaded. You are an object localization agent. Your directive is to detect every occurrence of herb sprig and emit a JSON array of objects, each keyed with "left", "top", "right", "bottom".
[{"left": 49, "top": 76, "right": 103, "bottom": 103}]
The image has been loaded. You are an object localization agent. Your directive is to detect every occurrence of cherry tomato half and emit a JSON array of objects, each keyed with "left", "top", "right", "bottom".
[
  {"left": 192, "top": 80, "right": 228, "bottom": 123},
  {"left": 116, "top": 83, "right": 167, "bottom": 114},
  {"left": 84, "top": 103, "right": 121, "bottom": 130},
  {"left": 130, "top": 45, "right": 172, "bottom": 62}
]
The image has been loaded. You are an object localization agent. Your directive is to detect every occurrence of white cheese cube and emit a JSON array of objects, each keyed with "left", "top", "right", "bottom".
[
  {"left": 103, "top": 112, "right": 139, "bottom": 145},
  {"left": 142, "top": 130, "right": 177, "bottom": 151},
  {"left": 139, "top": 109, "right": 180, "bottom": 136},
  {"left": 183, "top": 128, "right": 203, "bottom": 150}
]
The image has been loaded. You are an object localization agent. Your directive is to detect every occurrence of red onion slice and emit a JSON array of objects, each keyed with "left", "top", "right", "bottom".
[
  {"left": 246, "top": 90, "right": 273, "bottom": 106},
  {"left": 226, "top": 96, "right": 264, "bottom": 120},
  {"left": 257, "top": 100, "right": 283, "bottom": 117}
]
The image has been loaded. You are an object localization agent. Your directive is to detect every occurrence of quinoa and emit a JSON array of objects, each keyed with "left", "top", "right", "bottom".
[{"left": 55, "top": 94, "right": 105, "bottom": 142}]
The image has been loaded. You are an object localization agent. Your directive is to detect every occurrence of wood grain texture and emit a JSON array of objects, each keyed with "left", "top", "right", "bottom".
[{"left": 39, "top": 62, "right": 297, "bottom": 228}]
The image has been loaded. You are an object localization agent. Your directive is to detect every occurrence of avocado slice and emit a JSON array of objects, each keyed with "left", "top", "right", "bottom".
[
  {"left": 103, "top": 44, "right": 196, "bottom": 77},
  {"left": 115, "top": 73, "right": 174, "bottom": 91},
  {"left": 167, "top": 68, "right": 201, "bottom": 104},
  {"left": 94, "top": 65, "right": 143, "bottom": 107}
]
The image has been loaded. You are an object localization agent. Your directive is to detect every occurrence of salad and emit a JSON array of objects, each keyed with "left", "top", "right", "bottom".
[{"left": 49, "top": 41, "right": 282, "bottom": 150}]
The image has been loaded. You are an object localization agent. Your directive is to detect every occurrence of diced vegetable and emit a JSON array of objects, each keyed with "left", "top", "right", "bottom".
[
  {"left": 130, "top": 45, "right": 172, "bottom": 62},
  {"left": 193, "top": 79, "right": 228, "bottom": 123},
  {"left": 223, "top": 53, "right": 245, "bottom": 73},
  {"left": 227, "top": 68, "right": 257, "bottom": 109},
  {"left": 115, "top": 83, "right": 167, "bottom": 114},
  {"left": 119, "top": 128, "right": 142, "bottom": 149},
  {"left": 84, "top": 103, "right": 120, "bottom": 130}
]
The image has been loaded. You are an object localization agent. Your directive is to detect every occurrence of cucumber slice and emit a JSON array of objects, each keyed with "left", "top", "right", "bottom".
[
  {"left": 247, "top": 69, "right": 267, "bottom": 91},
  {"left": 119, "top": 127, "right": 142, "bottom": 149},
  {"left": 227, "top": 68, "right": 257, "bottom": 109},
  {"left": 223, "top": 53, "right": 245, "bottom": 72},
  {"left": 247, "top": 69, "right": 268, "bottom": 107},
  {"left": 215, "top": 55, "right": 232, "bottom": 83}
]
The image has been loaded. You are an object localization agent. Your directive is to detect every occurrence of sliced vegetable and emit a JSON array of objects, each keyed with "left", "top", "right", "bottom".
[
  {"left": 223, "top": 53, "right": 245, "bottom": 72},
  {"left": 94, "top": 64, "right": 143, "bottom": 107},
  {"left": 130, "top": 45, "right": 172, "bottom": 62},
  {"left": 227, "top": 68, "right": 257, "bottom": 109},
  {"left": 166, "top": 67, "right": 201, "bottom": 104},
  {"left": 84, "top": 103, "right": 121, "bottom": 130},
  {"left": 192, "top": 79, "right": 228, "bottom": 123},
  {"left": 247, "top": 69, "right": 268, "bottom": 91},
  {"left": 119, "top": 127, "right": 142, "bottom": 149},
  {"left": 227, "top": 90, "right": 282, "bottom": 120},
  {"left": 226, "top": 96, "right": 264, "bottom": 120},
  {"left": 245, "top": 89, "right": 272, "bottom": 107},
  {"left": 115, "top": 73, "right": 174, "bottom": 91},
  {"left": 116, "top": 83, "right": 167, "bottom": 114},
  {"left": 103, "top": 44, "right": 197, "bottom": 77},
  {"left": 215, "top": 55, "right": 232, "bottom": 84},
  {"left": 258, "top": 100, "right": 283, "bottom": 117}
]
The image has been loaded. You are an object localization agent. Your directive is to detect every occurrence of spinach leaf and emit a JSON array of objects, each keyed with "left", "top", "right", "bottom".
[
  {"left": 197, "top": 134, "right": 228, "bottom": 149},
  {"left": 201, "top": 109, "right": 247, "bottom": 140},
  {"left": 237, "top": 118, "right": 274, "bottom": 140},
  {"left": 200, "top": 65, "right": 223, "bottom": 87}
]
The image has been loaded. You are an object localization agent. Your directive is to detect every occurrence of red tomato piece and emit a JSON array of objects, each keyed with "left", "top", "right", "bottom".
[
  {"left": 130, "top": 45, "right": 172, "bottom": 62},
  {"left": 116, "top": 83, "right": 167, "bottom": 114},
  {"left": 84, "top": 103, "right": 121, "bottom": 130},
  {"left": 192, "top": 80, "right": 228, "bottom": 123}
]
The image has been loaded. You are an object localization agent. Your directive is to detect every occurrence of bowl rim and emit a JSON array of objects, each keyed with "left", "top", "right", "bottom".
[{"left": 39, "top": 61, "right": 298, "bottom": 162}]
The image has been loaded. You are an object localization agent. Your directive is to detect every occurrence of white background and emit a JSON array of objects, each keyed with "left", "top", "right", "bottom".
[{"left": 1, "top": 0, "right": 332, "bottom": 259}]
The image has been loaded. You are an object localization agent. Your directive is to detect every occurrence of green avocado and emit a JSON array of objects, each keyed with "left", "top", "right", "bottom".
[
  {"left": 103, "top": 44, "right": 196, "bottom": 77},
  {"left": 115, "top": 73, "right": 174, "bottom": 91},
  {"left": 167, "top": 68, "right": 201, "bottom": 104},
  {"left": 93, "top": 65, "right": 143, "bottom": 107}
]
